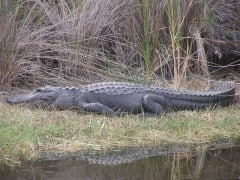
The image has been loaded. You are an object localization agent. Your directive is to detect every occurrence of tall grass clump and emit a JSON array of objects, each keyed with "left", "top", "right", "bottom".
[
  {"left": 0, "top": 0, "right": 144, "bottom": 88},
  {"left": 141, "top": 0, "right": 151, "bottom": 79},
  {"left": 166, "top": 0, "right": 187, "bottom": 86},
  {"left": 165, "top": 0, "right": 212, "bottom": 87},
  {"left": 0, "top": 1, "right": 20, "bottom": 88}
]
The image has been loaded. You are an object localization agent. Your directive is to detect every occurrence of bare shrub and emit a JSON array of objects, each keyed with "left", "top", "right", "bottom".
[{"left": 203, "top": 0, "right": 240, "bottom": 67}]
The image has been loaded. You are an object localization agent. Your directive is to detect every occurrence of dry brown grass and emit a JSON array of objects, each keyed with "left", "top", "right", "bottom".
[{"left": 0, "top": 0, "right": 239, "bottom": 89}]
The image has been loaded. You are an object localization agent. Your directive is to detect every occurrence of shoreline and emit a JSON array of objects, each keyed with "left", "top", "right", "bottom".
[{"left": 0, "top": 102, "right": 240, "bottom": 167}]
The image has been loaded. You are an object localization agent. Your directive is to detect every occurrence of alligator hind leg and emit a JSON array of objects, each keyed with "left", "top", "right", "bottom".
[
  {"left": 80, "top": 103, "right": 116, "bottom": 116},
  {"left": 142, "top": 94, "right": 166, "bottom": 115}
]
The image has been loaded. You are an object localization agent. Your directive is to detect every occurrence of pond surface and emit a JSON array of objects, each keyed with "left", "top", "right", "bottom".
[{"left": 1, "top": 146, "right": 240, "bottom": 180}]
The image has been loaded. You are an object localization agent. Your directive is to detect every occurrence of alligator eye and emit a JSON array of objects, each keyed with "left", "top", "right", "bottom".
[
  {"left": 35, "top": 87, "right": 51, "bottom": 93},
  {"left": 35, "top": 89, "right": 42, "bottom": 93}
]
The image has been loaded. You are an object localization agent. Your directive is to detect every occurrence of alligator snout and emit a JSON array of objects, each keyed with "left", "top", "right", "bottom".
[
  {"left": 6, "top": 95, "right": 27, "bottom": 104},
  {"left": 6, "top": 93, "right": 37, "bottom": 105}
]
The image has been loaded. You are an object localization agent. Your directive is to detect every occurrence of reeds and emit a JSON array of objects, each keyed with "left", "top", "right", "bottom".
[{"left": 0, "top": 0, "right": 239, "bottom": 88}]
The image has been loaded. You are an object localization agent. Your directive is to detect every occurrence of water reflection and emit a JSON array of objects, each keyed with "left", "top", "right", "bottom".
[{"left": 1, "top": 146, "right": 240, "bottom": 180}]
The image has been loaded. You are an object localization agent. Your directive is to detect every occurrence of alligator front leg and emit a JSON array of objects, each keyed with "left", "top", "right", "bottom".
[
  {"left": 142, "top": 94, "right": 166, "bottom": 115},
  {"left": 80, "top": 103, "right": 117, "bottom": 116}
]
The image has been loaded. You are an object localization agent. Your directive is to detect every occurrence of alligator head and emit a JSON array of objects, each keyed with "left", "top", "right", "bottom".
[{"left": 6, "top": 86, "right": 64, "bottom": 109}]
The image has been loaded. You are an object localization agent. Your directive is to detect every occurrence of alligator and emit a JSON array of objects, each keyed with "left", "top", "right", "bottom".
[{"left": 6, "top": 81, "right": 235, "bottom": 116}]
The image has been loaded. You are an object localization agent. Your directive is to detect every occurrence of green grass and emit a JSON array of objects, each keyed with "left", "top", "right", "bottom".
[
  {"left": 0, "top": 103, "right": 240, "bottom": 166},
  {"left": 141, "top": 0, "right": 151, "bottom": 79}
]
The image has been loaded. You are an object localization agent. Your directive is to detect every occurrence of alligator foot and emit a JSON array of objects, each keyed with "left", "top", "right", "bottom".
[
  {"left": 142, "top": 94, "right": 166, "bottom": 115},
  {"left": 81, "top": 103, "right": 117, "bottom": 116}
]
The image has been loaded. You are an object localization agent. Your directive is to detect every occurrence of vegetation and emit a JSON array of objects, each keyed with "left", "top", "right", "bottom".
[
  {"left": 0, "top": 0, "right": 239, "bottom": 88},
  {"left": 0, "top": 103, "right": 239, "bottom": 166}
]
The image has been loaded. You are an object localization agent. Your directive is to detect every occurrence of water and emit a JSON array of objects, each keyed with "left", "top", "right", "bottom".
[{"left": 1, "top": 146, "right": 240, "bottom": 180}]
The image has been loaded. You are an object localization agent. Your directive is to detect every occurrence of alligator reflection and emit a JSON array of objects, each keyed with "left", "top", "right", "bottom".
[{"left": 1, "top": 146, "right": 240, "bottom": 180}]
